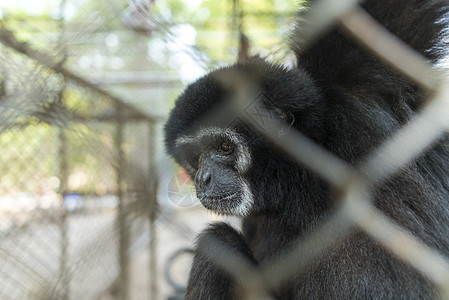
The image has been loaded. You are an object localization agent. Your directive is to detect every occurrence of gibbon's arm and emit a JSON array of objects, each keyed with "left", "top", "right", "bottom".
[{"left": 185, "top": 223, "right": 265, "bottom": 300}]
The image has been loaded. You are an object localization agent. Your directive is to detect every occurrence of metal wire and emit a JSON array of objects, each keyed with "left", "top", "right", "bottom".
[
  {"left": 2, "top": 0, "right": 449, "bottom": 299},
  {"left": 186, "top": 0, "right": 449, "bottom": 298}
]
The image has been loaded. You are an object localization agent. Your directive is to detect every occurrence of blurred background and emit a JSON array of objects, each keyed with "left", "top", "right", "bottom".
[{"left": 0, "top": 0, "right": 297, "bottom": 299}]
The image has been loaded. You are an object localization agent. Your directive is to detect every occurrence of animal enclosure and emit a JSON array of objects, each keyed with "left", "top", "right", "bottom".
[{"left": 1, "top": 0, "right": 449, "bottom": 299}]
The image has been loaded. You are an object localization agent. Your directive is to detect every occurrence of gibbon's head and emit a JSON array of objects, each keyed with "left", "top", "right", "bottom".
[{"left": 164, "top": 58, "right": 322, "bottom": 216}]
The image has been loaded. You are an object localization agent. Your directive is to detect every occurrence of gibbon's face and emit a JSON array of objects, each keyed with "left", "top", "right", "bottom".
[
  {"left": 165, "top": 59, "right": 320, "bottom": 216},
  {"left": 175, "top": 127, "right": 254, "bottom": 216}
]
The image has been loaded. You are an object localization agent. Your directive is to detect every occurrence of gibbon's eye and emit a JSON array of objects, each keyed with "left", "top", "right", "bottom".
[{"left": 216, "top": 142, "right": 234, "bottom": 156}]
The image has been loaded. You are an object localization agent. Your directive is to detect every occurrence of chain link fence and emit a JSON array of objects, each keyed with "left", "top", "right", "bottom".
[
  {"left": 0, "top": 0, "right": 293, "bottom": 299},
  {"left": 1, "top": 0, "right": 449, "bottom": 299},
  {"left": 0, "top": 4, "right": 161, "bottom": 297},
  {"left": 178, "top": 0, "right": 449, "bottom": 299}
]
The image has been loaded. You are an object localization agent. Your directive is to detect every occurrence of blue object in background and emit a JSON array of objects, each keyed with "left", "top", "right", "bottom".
[{"left": 63, "top": 193, "right": 82, "bottom": 212}]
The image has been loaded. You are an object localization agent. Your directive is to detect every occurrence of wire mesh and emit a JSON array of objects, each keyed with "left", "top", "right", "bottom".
[
  {"left": 162, "top": 1, "right": 449, "bottom": 299},
  {"left": 0, "top": 2, "right": 161, "bottom": 297},
  {"left": 1, "top": 0, "right": 449, "bottom": 299},
  {"left": 165, "top": 0, "right": 449, "bottom": 299}
]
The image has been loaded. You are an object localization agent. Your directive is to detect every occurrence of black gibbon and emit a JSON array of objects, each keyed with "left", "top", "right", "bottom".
[{"left": 164, "top": 0, "right": 449, "bottom": 298}]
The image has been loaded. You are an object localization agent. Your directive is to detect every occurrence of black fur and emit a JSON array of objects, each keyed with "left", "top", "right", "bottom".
[
  {"left": 164, "top": 0, "right": 449, "bottom": 298},
  {"left": 185, "top": 223, "right": 259, "bottom": 299}
]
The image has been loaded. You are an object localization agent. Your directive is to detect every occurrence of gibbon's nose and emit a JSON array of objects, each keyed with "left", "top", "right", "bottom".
[{"left": 196, "top": 168, "right": 211, "bottom": 190}]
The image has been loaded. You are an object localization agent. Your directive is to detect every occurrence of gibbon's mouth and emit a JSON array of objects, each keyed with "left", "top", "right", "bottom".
[
  {"left": 197, "top": 192, "right": 240, "bottom": 210},
  {"left": 198, "top": 191, "right": 239, "bottom": 202}
]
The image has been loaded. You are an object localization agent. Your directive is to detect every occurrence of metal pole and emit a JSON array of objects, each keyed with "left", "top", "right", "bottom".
[
  {"left": 58, "top": 126, "right": 69, "bottom": 300},
  {"left": 116, "top": 103, "right": 129, "bottom": 300},
  {"left": 57, "top": 1, "right": 69, "bottom": 297},
  {"left": 148, "top": 121, "right": 158, "bottom": 300}
]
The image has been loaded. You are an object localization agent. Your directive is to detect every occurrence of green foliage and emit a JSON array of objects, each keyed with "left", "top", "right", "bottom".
[{"left": 162, "top": 0, "right": 297, "bottom": 62}]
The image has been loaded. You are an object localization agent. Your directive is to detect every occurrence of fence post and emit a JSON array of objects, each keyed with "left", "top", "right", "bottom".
[
  {"left": 115, "top": 103, "right": 129, "bottom": 300},
  {"left": 58, "top": 126, "right": 69, "bottom": 300},
  {"left": 148, "top": 121, "right": 159, "bottom": 300},
  {"left": 57, "top": 1, "right": 69, "bottom": 297}
]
